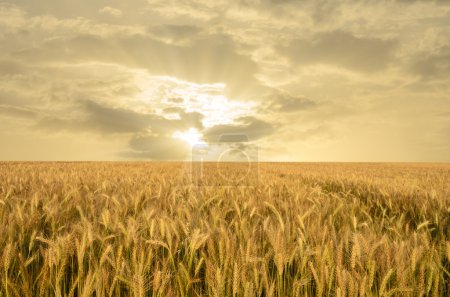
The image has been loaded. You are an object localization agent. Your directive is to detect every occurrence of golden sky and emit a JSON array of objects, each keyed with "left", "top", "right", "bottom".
[{"left": 0, "top": 0, "right": 449, "bottom": 161}]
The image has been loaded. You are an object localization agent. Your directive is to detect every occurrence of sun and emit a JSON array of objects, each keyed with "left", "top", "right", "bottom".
[{"left": 172, "top": 128, "right": 204, "bottom": 146}]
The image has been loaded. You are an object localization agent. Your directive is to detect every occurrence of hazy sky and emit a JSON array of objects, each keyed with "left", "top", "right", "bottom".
[{"left": 1, "top": 0, "right": 449, "bottom": 161}]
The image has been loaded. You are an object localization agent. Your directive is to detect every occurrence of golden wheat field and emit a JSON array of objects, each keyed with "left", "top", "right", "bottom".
[{"left": 0, "top": 162, "right": 449, "bottom": 296}]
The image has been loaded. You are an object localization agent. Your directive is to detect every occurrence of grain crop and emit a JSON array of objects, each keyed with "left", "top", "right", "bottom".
[{"left": 0, "top": 162, "right": 449, "bottom": 296}]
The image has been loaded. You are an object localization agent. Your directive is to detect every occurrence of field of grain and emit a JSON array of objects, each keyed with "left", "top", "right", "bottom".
[{"left": 0, "top": 162, "right": 449, "bottom": 296}]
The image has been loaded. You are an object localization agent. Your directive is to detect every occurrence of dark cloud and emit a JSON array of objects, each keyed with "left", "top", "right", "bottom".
[
  {"left": 280, "top": 30, "right": 397, "bottom": 72},
  {"left": 266, "top": 91, "right": 317, "bottom": 112},
  {"left": 167, "top": 97, "right": 185, "bottom": 104},
  {"left": 30, "top": 98, "right": 206, "bottom": 160},
  {"left": 36, "top": 100, "right": 203, "bottom": 135},
  {"left": 122, "top": 134, "right": 189, "bottom": 160},
  {"left": 82, "top": 100, "right": 154, "bottom": 133},
  {"left": 411, "top": 47, "right": 450, "bottom": 79},
  {"left": 203, "top": 116, "right": 275, "bottom": 142}
]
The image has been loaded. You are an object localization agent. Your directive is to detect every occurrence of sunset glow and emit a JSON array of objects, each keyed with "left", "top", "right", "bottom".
[{"left": 172, "top": 128, "right": 204, "bottom": 146}]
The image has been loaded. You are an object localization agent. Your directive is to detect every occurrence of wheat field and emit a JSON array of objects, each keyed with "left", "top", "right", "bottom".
[{"left": 0, "top": 162, "right": 449, "bottom": 296}]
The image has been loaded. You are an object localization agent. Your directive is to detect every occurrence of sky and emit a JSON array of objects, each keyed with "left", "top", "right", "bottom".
[{"left": 0, "top": 0, "right": 449, "bottom": 162}]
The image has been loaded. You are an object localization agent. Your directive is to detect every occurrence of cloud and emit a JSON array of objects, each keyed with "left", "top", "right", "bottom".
[
  {"left": 394, "top": 0, "right": 450, "bottom": 3},
  {"left": 303, "top": 0, "right": 341, "bottom": 24},
  {"left": 411, "top": 46, "right": 450, "bottom": 79},
  {"left": 179, "top": 111, "right": 204, "bottom": 129},
  {"left": 99, "top": 6, "right": 123, "bottom": 17},
  {"left": 0, "top": 89, "right": 36, "bottom": 107},
  {"left": 14, "top": 32, "right": 262, "bottom": 98},
  {"left": 0, "top": 4, "right": 26, "bottom": 32},
  {"left": 148, "top": 24, "right": 201, "bottom": 43},
  {"left": 146, "top": 0, "right": 227, "bottom": 22},
  {"left": 163, "top": 107, "right": 204, "bottom": 129},
  {"left": 0, "top": 60, "right": 28, "bottom": 75},
  {"left": 0, "top": 3, "right": 142, "bottom": 39},
  {"left": 0, "top": 105, "right": 38, "bottom": 119},
  {"left": 203, "top": 116, "right": 275, "bottom": 142},
  {"left": 1, "top": 0, "right": 450, "bottom": 161},
  {"left": 265, "top": 91, "right": 317, "bottom": 112},
  {"left": 35, "top": 99, "right": 201, "bottom": 135},
  {"left": 81, "top": 100, "right": 154, "bottom": 134},
  {"left": 123, "top": 134, "right": 189, "bottom": 160},
  {"left": 167, "top": 97, "right": 185, "bottom": 104},
  {"left": 35, "top": 100, "right": 152, "bottom": 134},
  {"left": 280, "top": 30, "right": 397, "bottom": 73}
]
